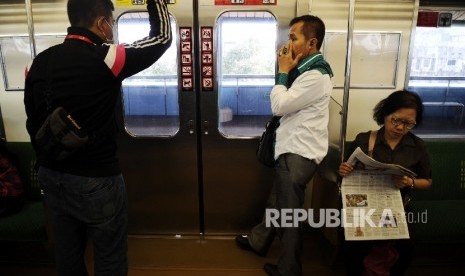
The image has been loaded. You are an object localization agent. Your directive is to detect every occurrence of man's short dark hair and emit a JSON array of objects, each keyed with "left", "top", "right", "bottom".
[
  {"left": 67, "top": 0, "right": 114, "bottom": 28},
  {"left": 290, "top": 15, "right": 326, "bottom": 50}
]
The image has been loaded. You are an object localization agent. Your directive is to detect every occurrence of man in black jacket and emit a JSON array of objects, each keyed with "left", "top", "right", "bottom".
[{"left": 24, "top": 0, "right": 171, "bottom": 275}]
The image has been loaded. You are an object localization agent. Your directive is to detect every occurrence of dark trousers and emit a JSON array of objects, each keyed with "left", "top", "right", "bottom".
[
  {"left": 249, "top": 153, "right": 317, "bottom": 276},
  {"left": 39, "top": 167, "right": 128, "bottom": 276},
  {"left": 345, "top": 218, "right": 415, "bottom": 276}
]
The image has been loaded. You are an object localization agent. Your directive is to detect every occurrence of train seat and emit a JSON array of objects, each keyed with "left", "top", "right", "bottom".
[
  {"left": 411, "top": 139, "right": 465, "bottom": 243},
  {"left": 0, "top": 143, "right": 47, "bottom": 242},
  {"left": 311, "top": 139, "right": 465, "bottom": 265}
]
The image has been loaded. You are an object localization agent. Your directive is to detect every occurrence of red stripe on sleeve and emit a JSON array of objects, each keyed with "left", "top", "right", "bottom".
[{"left": 111, "top": 45, "right": 126, "bottom": 77}]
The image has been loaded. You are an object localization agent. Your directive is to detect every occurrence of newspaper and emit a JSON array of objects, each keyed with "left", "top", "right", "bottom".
[
  {"left": 342, "top": 147, "right": 411, "bottom": 241},
  {"left": 347, "top": 147, "right": 416, "bottom": 177}
]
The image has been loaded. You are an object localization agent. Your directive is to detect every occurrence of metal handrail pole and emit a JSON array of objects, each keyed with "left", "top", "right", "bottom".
[
  {"left": 25, "top": 0, "right": 37, "bottom": 58},
  {"left": 339, "top": 0, "right": 356, "bottom": 165}
]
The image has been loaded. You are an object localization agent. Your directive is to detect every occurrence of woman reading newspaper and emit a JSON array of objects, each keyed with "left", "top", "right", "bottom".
[{"left": 339, "top": 90, "right": 432, "bottom": 276}]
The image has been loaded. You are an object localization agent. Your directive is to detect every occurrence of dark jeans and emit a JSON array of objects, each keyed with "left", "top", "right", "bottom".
[
  {"left": 39, "top": 167, "right": 128, "bottom": 276},
  {"left": 249, "top": 153, "right": 317, "bottom": 276}
]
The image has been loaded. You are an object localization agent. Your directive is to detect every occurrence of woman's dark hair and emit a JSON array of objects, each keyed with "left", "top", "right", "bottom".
[
  {"left": 373, "top": 90, "right": 424, "bottom": 126},
  {"left": 67, "top": 0, "right": 114, "bottom": 28},
  {"left": 289, "top": 15, "right": 325, "bottom": 50}
]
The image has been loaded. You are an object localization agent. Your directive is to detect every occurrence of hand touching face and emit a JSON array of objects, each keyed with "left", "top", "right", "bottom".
[{"left": 277, "top": 21, "right": 318, "bottom": 74}]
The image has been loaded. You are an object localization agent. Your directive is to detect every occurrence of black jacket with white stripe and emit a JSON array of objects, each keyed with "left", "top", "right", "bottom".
[{"left": 24, "top": 0, "right": 172, "bottom": 177}]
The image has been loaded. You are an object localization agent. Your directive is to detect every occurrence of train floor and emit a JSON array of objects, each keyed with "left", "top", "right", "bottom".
[{"left": 2, "top": 234, "right": 465, "bottom": 276}]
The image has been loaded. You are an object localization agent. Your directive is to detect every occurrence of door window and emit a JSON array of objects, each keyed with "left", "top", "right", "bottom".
[
  {"left": 217, "top": 11, "right": 277, "bottom": 137},
  {"left": 118, "top": 12, "right": 179, "bottom": 137}
]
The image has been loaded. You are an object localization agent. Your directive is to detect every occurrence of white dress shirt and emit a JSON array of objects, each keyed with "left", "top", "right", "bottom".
[{"left": 270, "top": 69, "right": 333, "bottom": 164}]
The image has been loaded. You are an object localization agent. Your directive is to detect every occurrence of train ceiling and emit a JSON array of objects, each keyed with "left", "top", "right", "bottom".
[
  {"left": 2, "top": 0, "right": 464, "bottom": 20},
  {"left": 421, "top": 0, "right": 465, "bottom": 8}
]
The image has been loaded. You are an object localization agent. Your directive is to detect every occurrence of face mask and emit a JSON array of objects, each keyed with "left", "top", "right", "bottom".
[{"left": 99, "top": 17, "right": 114, "bottom": 43}]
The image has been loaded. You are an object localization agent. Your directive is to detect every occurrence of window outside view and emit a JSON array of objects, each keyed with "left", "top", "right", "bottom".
[
  {"left": 408, "top": 23, "right": 465, "bottom": 136},
  {"left": 218, "top": 12, "right": 277, "bottom": 137},
  {"left": 118, "top": 13, "right": 179, "bottom": 137}
]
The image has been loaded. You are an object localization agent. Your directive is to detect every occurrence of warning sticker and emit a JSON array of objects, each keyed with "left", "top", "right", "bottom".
[
  {"left": 200, "top": 26, "right": 214, "bottom": 91},
  {"left": 201, "top": 28, "right": 213, "bottom": 40},
  {"left": 181, "top": 54, "right": 192, "bottom": 65},
  {"left": 182, "top": 66, "right": 192, "bottom": 77},
  {"left": 179, "top": 27, "right": 193, "bottom": 91},
  {"left": 181, "top": 41, "right": 191, "bottom": 53},
  {"left": 182, "top": 78, "right": 193, "bottom": 90},
  {"left": 203, "top": 78, "right": 213, "bottom": 90},
  {"left": 180, "top": 28, "right": 192, "bottom": 41},
  {"left": 202, "top": 66, "right": 213, "bottom": 77}
]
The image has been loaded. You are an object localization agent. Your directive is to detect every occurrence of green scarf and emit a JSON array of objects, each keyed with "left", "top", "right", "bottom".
[{"left": 277, "top": 51, "right": 333, "bottom": 88}]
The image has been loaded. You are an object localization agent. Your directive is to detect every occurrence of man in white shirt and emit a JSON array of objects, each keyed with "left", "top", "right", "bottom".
[{"left": 235, "top": 15, "right": 333, "bottom": 276}]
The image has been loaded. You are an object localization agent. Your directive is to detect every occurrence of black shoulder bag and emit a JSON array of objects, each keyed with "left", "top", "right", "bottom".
[
  {"left": 256, "top": 115, "right": 281, "bottom": 167},
  {"left": 34, "top": 50, "right": 88, "bottom": 161}
]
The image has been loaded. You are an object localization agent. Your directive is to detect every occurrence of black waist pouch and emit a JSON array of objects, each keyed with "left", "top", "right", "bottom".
[{"left": 35, "top": 107, "right": 88, "bottom": 161}]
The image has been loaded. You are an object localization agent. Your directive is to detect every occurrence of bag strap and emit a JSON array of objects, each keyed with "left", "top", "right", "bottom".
[
  {"left": 42, "top": 46, "right": 111, "bottom": 144},
  {"left": 44, "top": 48, "right": 58, "bottom": 115},
  {"left": 368, "top": 130, "right": 378, "bottom": 158}
]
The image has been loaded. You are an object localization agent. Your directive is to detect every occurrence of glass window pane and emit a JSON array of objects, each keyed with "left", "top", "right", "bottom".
[
  {"left": 36, "top": 35, "right": 65, "bottom": 53},
  {"left": 118, "top": 13, "right": 179, "bottom": 137},
  {"left": 0, "top": 35, "right": 64, "bottom": 91},
  {"left": 0, "top": 37, "right": 31, "bottom": 90},
  {"left": 407, "top": 22, "right": 465, "bottom": 136},
  {"left": 217, "top": 11, "right": 277, "bottom": 137},
  {"left": 324, "top": 32, "right": 401, "bottom": 88}
]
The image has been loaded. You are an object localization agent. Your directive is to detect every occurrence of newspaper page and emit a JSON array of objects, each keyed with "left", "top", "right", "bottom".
[
  {"left": 342, "top": 147, "right": 411, "bottom": 241},
  {"left": 347, "top": 147, "right": 416, "bottom": 177}
]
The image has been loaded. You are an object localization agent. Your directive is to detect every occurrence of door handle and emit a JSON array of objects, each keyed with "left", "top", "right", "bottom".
[
  {"left": 188, "top": 120, "right": 195, "bottom": 135},
  {"left": 203, "top": 121, "right": 209, "bottom": 135}
]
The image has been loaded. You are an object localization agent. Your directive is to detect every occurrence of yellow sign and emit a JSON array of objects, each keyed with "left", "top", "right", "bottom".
[
  {"left": 115, "top": 0, "right": 145, "bottom": 7},
  {"left": 115, "top": 0, "right": 176, "bottom": 6}
]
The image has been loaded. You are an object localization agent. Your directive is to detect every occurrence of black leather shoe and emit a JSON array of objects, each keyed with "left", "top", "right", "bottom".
[
  {"left": 234, "top": 235, "right": 266, "bottom": 257},
  {"left": 264, "top": 263, "right": 281, "bottom": 276}
]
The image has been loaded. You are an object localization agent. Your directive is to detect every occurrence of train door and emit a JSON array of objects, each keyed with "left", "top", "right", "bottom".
[
  {"left": 115, "top": 2, "right": 199, "bottom": 235},
  {"left": 114, "top": 0, "right": 298, "bottom": 235},
  {"left": 198, "top": 2, "right": 295, "bottom": 235}
]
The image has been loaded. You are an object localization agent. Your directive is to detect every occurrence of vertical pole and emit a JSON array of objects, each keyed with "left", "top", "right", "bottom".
[
  {"left": 339, "top": 0, "right": 356, "bottom": 164},
  {"left": 25, "top": 0, "right": 37, "bottom": 58},
  {"left": 404, "top": 0, "right": 420, "bottom": 89}
]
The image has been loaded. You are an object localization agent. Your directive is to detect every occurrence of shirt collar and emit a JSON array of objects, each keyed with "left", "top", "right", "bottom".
[
  {"left": 67, "top": 27, "right": 104, "bottom": 45},
  {"left": 378, "top": 127, "right": 417, "bottom": 148}
]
